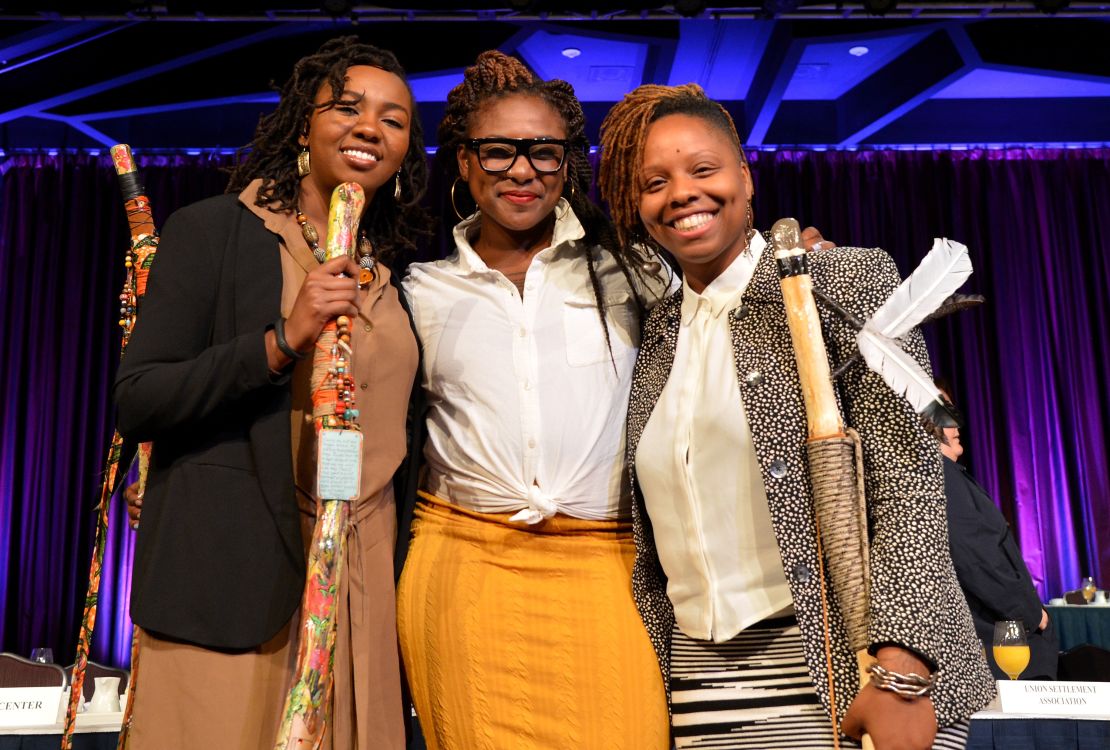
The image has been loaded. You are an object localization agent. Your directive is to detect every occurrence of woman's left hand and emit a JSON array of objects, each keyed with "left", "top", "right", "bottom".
[{"left": 841, "top": 647, "right": 938, "bottom": 750}]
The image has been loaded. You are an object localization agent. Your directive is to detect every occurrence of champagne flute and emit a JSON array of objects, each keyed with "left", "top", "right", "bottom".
[
  {"left": 29, "top": 647, "right": 54, "bottom": 664},
  {"left": 992, "top": 620, "right": 1030, "bottom": 680},
  {"left": 1081, "top": 576, "right": 1097, "bottom": 603}
]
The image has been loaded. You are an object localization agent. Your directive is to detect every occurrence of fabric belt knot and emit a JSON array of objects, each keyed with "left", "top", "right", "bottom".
[{"left": 509, "top": 485, "right": 559, "bottom": 524}]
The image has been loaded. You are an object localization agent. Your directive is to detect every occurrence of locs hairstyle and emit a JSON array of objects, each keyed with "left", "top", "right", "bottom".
[
  {"left": 227, "top": 35, "right": 432, "bottom": 262},
  {"left": 598, "top": 83, "right": 746, "bottom": 256},
  {"left": 436, "top": 50, "right": 661, "bottom": 347}
]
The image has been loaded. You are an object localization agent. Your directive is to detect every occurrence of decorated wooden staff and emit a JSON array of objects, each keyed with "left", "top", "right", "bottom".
[
  {"left": 62, "top": 145, "right": 159, "bottom": 750},
  {"left": 274, "top": 182, "right": 365, "bottom": 750},
  {"left": 772, "top": 218, "right": 972, "bottom": 750},
  {"left": 771, "top": 218, "right": 874, "bottom": 750}
]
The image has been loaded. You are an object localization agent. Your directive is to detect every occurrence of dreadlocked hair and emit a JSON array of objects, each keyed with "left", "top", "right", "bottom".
[
  {"left": 599, "top": 83, "right": 746, "bottom": 256},
  {"left": 435, "top": 50, "right": 660, "bottom": 361},
  {"left": 227, "top": 35, "right": 432, "bottom": 263}
]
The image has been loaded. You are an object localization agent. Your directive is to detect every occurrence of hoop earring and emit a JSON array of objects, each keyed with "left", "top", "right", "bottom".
[
  {"left": 393, "top": 170, "right": 402, "bottom": 201},
  {"left": 450, "top": 177, "right": 470, "bottom": 222},
  {"left": 296, "top": 148, "right": 311, "bottom": 178}
]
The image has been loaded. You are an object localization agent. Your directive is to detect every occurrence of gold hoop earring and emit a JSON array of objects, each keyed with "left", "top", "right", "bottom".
[
  {"left": 450, "top": 177, "right": 470, "bottom": 222},
  {"left": 394, "top": 170, "right": 402, "bottom": 201},
  {"left": 296, "top": 148, "right": 311, "bottom": 178}
]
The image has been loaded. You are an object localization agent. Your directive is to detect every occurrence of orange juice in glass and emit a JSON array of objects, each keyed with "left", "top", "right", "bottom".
[{"left": 992, "top": 620, "right": 1030, "bottom": 680}]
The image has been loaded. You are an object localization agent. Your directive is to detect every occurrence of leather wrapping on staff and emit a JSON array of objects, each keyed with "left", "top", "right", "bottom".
[{"left": 807, "top": 435, "right": 870, "bottom": 653}]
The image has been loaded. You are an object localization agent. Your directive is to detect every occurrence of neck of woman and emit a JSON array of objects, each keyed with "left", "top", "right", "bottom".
[{"left": 472, "top": 212, "right": 557, "bottom": 274}]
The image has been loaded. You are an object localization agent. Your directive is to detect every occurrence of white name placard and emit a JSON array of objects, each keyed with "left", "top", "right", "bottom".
[
  {"left": 317, "top": 429, "right": 362, "bottom": 501},
  {"left": 997, "top": 680, "right": 1110, "bottom": 717},
  {"left": 0, "top": 686, "right": 64, "bottom": 727}
]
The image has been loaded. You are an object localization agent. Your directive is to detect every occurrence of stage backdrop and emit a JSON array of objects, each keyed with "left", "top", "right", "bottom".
[{"left": 1, "top": 147, "right": 1108, "bottom": 668}]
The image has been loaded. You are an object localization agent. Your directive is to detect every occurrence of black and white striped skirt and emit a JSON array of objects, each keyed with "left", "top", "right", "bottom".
[{"left": 669, "top": 615, "right": 969, "bottom": 749}]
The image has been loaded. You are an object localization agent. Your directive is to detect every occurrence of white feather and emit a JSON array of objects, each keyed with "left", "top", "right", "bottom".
[
  {"left": 857, "top": 329, "right": 944, "bottom": 414},
  {"left": 868, "top": 238, "right": 972, "bottom": 339}
]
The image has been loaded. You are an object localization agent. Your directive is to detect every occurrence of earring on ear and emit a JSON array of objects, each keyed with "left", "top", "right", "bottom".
[
  {"left": 743, "top": 198, "right": 756, "bottom": 256},
  {"left": 450, "top": 177, "right": 469, "bottom": 222},
  {"left": 296, "top": 147, "right": 311, "bottom": 178},
  {"left": 394, "top": 170, "right": 402, "bottom": 201}
]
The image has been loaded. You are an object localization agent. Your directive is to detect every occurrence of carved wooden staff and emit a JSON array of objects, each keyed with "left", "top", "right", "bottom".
[
  {"left": 62, "top": 145, "right": 158, "bottom": 750},
  {"left": 274, "top": 182, "right": 365, "bottom": 750},
  {"left": 771, "top": 217, "right": 874, "bottom": 750}
]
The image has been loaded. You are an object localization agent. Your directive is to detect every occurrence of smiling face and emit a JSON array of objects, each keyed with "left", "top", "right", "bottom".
[
  {"left": 456, "top": 93, "right": 567, "bottom": 235},
  {"left": 637, "top": 113, "right": 753, "bottom": 292},
  {"left": 300, "top": 64, "right": 412, "bottom": 205}
]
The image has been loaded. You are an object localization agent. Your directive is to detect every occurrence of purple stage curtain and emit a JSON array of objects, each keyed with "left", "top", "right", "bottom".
[
  {"left": 0, "top": 153, "right": 236, "bottom": 668},
  {"left": 1, "top": 147, "right": 1107, "bottom": 669}
]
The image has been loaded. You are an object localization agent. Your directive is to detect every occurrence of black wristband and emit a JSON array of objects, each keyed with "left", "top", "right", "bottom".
[{"left": 274, "top": 317, "right": 307, "bottom": 361}]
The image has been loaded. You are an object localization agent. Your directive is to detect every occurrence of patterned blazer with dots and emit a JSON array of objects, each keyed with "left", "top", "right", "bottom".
[{"left": 624, "top": 238, "right": 996, "bottom": 729}]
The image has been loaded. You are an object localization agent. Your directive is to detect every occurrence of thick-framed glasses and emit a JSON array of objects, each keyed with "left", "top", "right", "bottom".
[{"left": 466, "top": 138, "right": 569, "bottom": 174}]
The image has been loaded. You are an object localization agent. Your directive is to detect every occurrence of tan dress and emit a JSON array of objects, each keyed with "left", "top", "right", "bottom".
[{"left": 127, "top": 182, "right": 417, "bottom": 750}]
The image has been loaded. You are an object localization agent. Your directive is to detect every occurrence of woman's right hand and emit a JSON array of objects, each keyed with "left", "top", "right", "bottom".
[{"left": 283, "top": 256, "right": 361, "bottom": 353}]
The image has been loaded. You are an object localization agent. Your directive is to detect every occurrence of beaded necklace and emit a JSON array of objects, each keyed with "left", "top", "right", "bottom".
[{"left": 296, "top": 208, "right": 377, "bottom": 286}]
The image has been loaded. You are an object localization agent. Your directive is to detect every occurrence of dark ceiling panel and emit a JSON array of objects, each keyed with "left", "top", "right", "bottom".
[
  {"left": 967, "top": 19, "right": 1110, "bottom": 78},
  {"left": 49, "top": 23, "right": 521, "bottom": 116},
  {"left": 868, "top": 98, "right": 1110, "bottom": 144},
  {"left": 833, "top": 29, "right": 964, "bottom": 142}
]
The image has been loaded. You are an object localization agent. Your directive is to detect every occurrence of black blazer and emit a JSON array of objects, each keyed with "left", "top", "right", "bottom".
[
  {"left": 116, "top": 194, "right": 304, "bottom": 649},
  {"left": 943, "top": 457, "right": 1058, "bottom": 679}
]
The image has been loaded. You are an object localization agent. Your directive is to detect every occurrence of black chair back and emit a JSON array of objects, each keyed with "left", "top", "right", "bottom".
[
  {"left": 0, "top": 652, "right": 67, "bottom": 688},
  {"left": 1058, "top": 644, "right": 1110, "bottom": 682}
]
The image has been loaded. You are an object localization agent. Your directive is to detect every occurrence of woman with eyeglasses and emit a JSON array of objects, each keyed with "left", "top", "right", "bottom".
[{"left": 395, "top": 51, "right": 672, "bottom": 749}]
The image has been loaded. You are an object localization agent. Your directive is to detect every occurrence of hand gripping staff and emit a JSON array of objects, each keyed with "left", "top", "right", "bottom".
[
  {"left": 274, "top": 182, "right": 366, "bottom": 750},
  {"left": 62, "top": 145, "right": 158, "bottom": 750},
  {"left": 771, "top": 218, "right": 973, "bottom": 750}
]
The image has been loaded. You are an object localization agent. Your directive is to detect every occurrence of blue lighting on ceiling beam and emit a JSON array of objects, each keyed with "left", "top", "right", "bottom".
[
  {"left": 0, "top": 24, "right": 315, "bottom": 126},
  {"left": 0, "top": 22, "right": 137, "bottom": 77}
]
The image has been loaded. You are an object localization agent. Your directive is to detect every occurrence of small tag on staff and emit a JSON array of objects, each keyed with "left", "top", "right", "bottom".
[{"left": 317, "top": 429, "right": 362, "bottom": 501}]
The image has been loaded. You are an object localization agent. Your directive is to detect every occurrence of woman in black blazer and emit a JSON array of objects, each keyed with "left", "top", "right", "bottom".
[{"left": 114, "top": 36, "right": 431, "bottom": 750}]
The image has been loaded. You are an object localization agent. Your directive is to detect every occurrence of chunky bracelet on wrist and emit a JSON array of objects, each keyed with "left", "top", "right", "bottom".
[
  {"left": 867, "top": 662, "right": 936, "bottom": 700},
  {"left": 274, "top": 317, "right": 308, "bottom": 361}
]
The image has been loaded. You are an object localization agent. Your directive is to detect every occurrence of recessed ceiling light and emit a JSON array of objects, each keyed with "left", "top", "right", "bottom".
[
  {"left": 562, "top": 47, "right": 582, "bottom": 59},
  {"left": 849, "top": 46, "right": 870, "bottom": 57}
]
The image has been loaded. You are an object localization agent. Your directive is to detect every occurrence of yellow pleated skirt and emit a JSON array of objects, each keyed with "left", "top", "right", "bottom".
[{"left": 397, "top": 493, "right": 670, "bottom": 750}]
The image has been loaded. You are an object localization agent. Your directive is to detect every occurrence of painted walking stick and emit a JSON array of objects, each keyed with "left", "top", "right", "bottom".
[
  {"left": 274, "top": 182, "right": 365, "bottom": 750},
  {"left": 62, "top": 145, "right": 159, "bottom": 750}
]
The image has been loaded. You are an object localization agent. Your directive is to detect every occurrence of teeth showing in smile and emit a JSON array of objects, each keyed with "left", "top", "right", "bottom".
[
  {"left": 672, "top": 212, "right": 715, "bottom": 231},
  {"left": 342, "top": 148, "right": 379, "bottom": 163}
]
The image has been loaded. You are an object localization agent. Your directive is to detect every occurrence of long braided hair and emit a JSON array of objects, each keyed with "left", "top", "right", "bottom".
[
  {"left": 436, "top": 50, "right": 659, "bottom": 351},
  {"left": 599, "top": 83, "right": 747, "bottom": 256},
  {"left": 227, "top": 36, "right": 432, "bottom": 262}
]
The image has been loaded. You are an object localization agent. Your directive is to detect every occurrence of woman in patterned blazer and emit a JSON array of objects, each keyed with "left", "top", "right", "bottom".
[{"left": 597, "top": 84, "right": 995, "bottom": 749}]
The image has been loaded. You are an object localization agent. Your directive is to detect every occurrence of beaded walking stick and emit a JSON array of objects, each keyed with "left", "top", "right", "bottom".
[
  {"left": 274, "top": 182, "right": 365, "bottom": 750},
  {"left": 62, "top": 145, "right": 158, "bottom": 750}
]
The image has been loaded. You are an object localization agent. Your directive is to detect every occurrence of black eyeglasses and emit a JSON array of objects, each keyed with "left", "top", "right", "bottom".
[{"left": 465, "top": 138, "right": 569, "bottom": 174}]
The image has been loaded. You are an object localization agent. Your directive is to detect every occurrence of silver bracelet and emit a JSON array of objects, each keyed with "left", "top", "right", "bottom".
[{"left": 867, "top": 662, "right": 936, "bottom": 700}]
